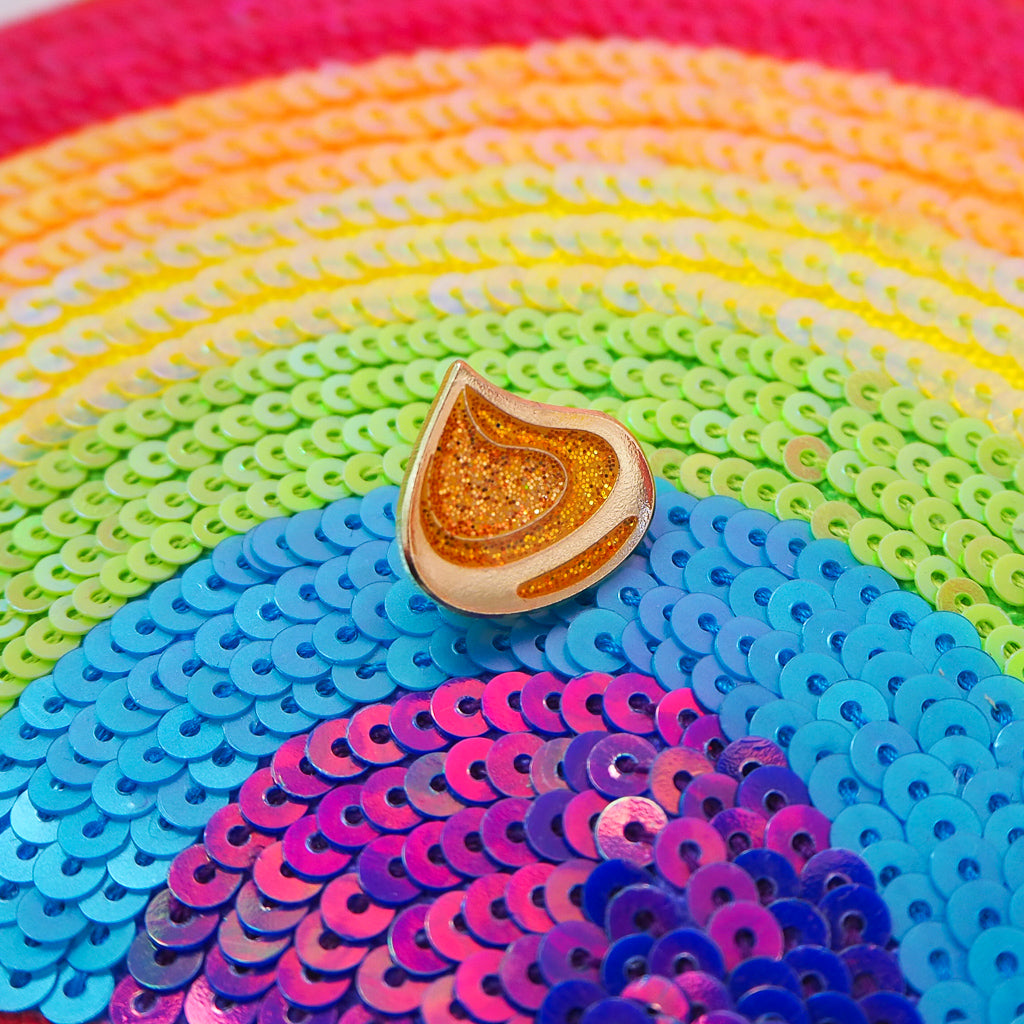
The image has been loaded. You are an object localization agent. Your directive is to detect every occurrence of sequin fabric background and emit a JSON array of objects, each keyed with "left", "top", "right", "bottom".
[{"left": 3, "top": 2, "right": 1024, "bottom": 1024}]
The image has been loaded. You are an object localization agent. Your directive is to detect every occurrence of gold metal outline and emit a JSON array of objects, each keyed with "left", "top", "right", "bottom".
[{"left": 397, "top": 360, "right": 655, "bottom": 615}]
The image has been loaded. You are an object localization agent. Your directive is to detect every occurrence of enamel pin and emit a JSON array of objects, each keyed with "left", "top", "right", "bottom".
[{"left": 397, "top": 361, "right": 656, "bottom": 615}]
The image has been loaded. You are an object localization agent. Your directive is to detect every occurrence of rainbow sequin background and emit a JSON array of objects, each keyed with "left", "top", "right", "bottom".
[{"left": 4, "top": 1, "right": 1024, "bottom": 1023}]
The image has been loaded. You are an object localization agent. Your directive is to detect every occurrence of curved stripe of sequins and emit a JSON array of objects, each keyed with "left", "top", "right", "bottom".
[
  {"left": 4, "top": 42, "right": 1024, "bottom": 434},
  {"left": 6, "top": 0, "right": 1024, "bottom": 157},
  {"left": 3, "top": 41, "right": 1024, "bottom": 275},
  {"left": 4, "top": 169, "right": 1024, "bottom": 463},
  {"left": 3, "top": 305, "right": 1024, "bottom": 714},
  {"left": 120, "top": 676, "right": 908, "bottom": 1024},
  {"left": 5, "top": 139, "right": 1024, "bottom": 442},
  {"left": 0, "top": 481, "right": 1021, "bottom": 1023}
]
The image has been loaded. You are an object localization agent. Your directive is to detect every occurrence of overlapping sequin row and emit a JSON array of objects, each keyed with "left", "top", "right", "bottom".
[
  {"left": 117, "top": 671, "right": 911, "bottom": 1024},
  {"left": 5, "top": 163, "right": 1024, "bottom": 445},
  {"left": 1, "top": 484, "right": 1023, "bottom": 1021},
  {"left": 2, "top": 310, "right": 1024, "bottom": 715},
  {"left": 5, "top": 0, "right": 1024, "bottom": 157}
]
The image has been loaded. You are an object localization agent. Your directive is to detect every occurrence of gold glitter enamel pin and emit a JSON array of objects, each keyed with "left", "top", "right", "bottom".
[{"left": 397, "top": 361, "right": 655, "bottom": 616}]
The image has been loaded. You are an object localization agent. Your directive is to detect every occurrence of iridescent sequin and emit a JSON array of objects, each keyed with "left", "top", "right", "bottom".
[{"left": 125, "top": 669, "right": 908, "bottom": 1024}]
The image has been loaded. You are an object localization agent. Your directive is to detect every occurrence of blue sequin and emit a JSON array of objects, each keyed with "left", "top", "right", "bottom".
[
  {"left": 178, "top": 562, "right": 238, "bottom": 617},
  {"left": 1, "top": 482, "right": 1022, "bottom": 1024},
  {"left": 565, "top": 608, "right": 629, "bottom": 673}
]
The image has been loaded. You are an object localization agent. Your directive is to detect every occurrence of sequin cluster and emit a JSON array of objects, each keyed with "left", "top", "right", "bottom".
[
  {"left": 4, "top": 16, "right": 1024, "bottom": 1024},
  {"left": 7, "top": 0, "right": 1024, "bottom": 160},
  {"left": 2, "top": 482, "right": 1024, "bottom": 1023},
  {"left": 3, "top": 303, "right": 1024, "bottom": 713},
  {"left": 121, "top": 670, "right": 917, "bottom": 1024}
]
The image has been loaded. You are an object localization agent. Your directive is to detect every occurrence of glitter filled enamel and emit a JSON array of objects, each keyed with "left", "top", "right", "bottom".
[
  {"left": 517, "top": 516, "right": 638, "bottom": 598},
  {"left": 421, "top": 385, "right": 619, "bottom": 568},
  {"left": 398, "top": 360, "right": 654, "bottom": 615}
]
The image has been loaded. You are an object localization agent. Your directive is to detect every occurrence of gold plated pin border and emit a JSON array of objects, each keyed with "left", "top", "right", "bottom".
[{"left": 397, "top": 360, "right": 655, "bottom": 616}]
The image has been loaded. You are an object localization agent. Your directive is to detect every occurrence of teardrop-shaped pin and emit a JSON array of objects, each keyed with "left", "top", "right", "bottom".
[{"left": 397, "top": 361, "right": 655, "bottom": 615}]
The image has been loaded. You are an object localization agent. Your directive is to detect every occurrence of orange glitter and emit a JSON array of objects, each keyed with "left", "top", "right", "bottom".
[
  {"left": 517, "top": 517, "right": 638, "bottom": 598},
  {"left": 420, "top": 386, "right": 619, "bottom": 568},
  {"left": 398, "top": 360, "right": 655, "bottom": 615}
]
